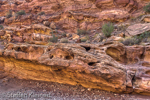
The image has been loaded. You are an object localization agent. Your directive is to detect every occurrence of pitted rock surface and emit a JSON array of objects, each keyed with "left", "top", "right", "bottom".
[
  {"left": 0, "top": 43, "right": 127, "bottom": 93},
  {"left": 0, "top": 43, "right": 150, "bottom": 95}
]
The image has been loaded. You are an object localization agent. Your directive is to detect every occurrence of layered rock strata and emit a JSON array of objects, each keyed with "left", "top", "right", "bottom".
[
  {"left": 0, "top": 0, "right": 149, "bottom": 32},
  {"left": 0, "top": 42, "right": 150, "bottom": 95}
]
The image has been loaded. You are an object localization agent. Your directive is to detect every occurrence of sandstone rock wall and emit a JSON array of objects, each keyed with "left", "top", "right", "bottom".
[
  {"left": 0, "top": 0, "right": 149, "bottom": 32},
  {"left": 0, "top": 43, "right": 150, "bottom": 95},
  {"left": 0, "top": 43, "right": 127, "bottom": 93}
]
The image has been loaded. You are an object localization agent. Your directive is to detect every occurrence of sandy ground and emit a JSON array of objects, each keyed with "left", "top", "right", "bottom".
[{"left": 0, "top": 77, "right": 150, "bottom": 100}]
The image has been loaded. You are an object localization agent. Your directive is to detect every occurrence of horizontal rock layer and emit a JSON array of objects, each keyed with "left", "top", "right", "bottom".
[
  {"left": 0, "top": 43, "right": 150, "bottom": 95},
  {"left": 0, "top": 0, "right": 149, "bottom": 32}
]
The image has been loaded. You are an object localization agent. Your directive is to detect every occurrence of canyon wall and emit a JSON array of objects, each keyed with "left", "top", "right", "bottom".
[
  {"left": 0, "top": 43, "right": 150, "bottom": 95},
  {"left": 0, "top": 0, "right": 149, "bottom": 32}
]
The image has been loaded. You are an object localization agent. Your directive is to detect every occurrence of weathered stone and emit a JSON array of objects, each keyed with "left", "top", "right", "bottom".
[
  {"left": 144, "top": 18, "right": 150, "bottom": 23},
  {"left": 0, "top": 43, "right": 127, "bottom": 93},
  {"left": 72, "top": 34, "right": 80, "bottom": 40},
  {"left": 0, "top": 30, "right": 5, "bottom": 36},
  {"left": 106, "top": 44, "right": 144, "bottom": 64},
  {"left": 106, "top": 44, "right": 150, "bottom": 95},
  {"left": 43, "top": 21, "right": 50, "bottom": 26},
  {"left": 140, "top": 14, "right": 150, "bottom": 22},
  {"left": 12, "top": 36, "right": 23, "bottom": 42},
  {"left": 107, "top": 36, "right": 123, "bottom": 41},
  {"left": 0, "top": 0, "right": 150, "bottom": 96},
  {"left": 0, "top": 0, "right": 148, "bottom": 32},
  {"left": 126, "top": 23, "right": 150, "bottom": 36},
  {"left": 50, "top": 22, "right": 56, "bottom": 29},
  {"left": 0, "top": 43, "right": 150, "bottom": 95},
  {"left": 75, "top": 39, "right": 81, "bottom": 43}
]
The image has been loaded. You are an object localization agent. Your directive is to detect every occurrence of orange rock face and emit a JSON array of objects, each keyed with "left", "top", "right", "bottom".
[
  {"left": 0, "top": 0, "right": 150, "bottom": 96},
  {"left": 0, "top": 0, "right": 149, "bottom": 32},
  {"left": 0, "top": 43, "right": 127, "bottom": 93},
  {"left": 0, "top": 43, "right": 150, "bottom": 95}
]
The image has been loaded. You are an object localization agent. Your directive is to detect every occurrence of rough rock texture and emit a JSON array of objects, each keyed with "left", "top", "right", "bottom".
[
  {"left": 0, "top": 42, "right": 150, "bottom": 95},
  {"left": 0, "top": 43, "right": 127, "bottom": 93},
  {"left": 0, "top": 0, "right": 149, "bottom": 32},
  {"left": 126, "top": 23, "right": 150, "bottom": 36},
  {"left": 0, "top": 24, "right": 53, "bottom": 44},
  {"left": 140, "top": 14, "right": 150, "bottom": 22},
  {"left": 0, "top": 0, "right": 150, "bottom": 96},
  {"left": 106, "top": 44, "right": 150, "bottom": 95}
]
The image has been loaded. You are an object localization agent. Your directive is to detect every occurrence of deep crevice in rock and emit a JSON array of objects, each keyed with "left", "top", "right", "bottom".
[
  {"left": 65, "top": 55, "right": 73, "bottom": 60},
  {"left": 88, "top": 62, "right": 96, "bottom": 66},
  {"left": 146, "top": 71, "right": 150, "bottom": 75},
  {"left": 81, "top": 46, "right": 91, "bottom": 51},
  {"left": 55, "top": 69, "right": 62, "bottom": 72},
  {"left": 47, "top": 48, "right": 51, "bottom": 51},
  {"left": 50, "top": 54, "right": 53, "bottom": 59},
  {"left": 16, "top": 47, "right": 22, "bottom": 52},
  {"left": 131, "top": 74, "right": 136, "bottom": 86},
  {"left": 140, "top": 47, "right": 146, "bottom": 59}
]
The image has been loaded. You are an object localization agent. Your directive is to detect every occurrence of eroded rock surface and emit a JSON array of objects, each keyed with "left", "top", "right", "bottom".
[
  {"left": 0, "top": 43, "right": 150, "bottom": 95},
  {"left": 106, "top": 44, "right": 150, "bottom": 95},
  {"left": 0, "top": 43, "right": 127, "bottom": 93},
  {"left": 0, "top": 0, "right": 149, "bottom": 32},
  {"left": 126, "top": 23, "right": 150, "bottom": 36}
]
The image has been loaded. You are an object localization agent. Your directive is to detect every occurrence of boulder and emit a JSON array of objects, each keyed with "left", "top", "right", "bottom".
[
  {"left": 50, "top": 22, "right": 56, "bottom": 29},
  {"left": 43, "top": 21, "right": 50, "bottom": 26},
  {"left": 107, "top": 36, "right": 123, "bottom": 41},
  {"left": 126, "top": 23, "right": 150, "bottom": 36},
  {"left": 144, "top": 18, "right": 150, "bottom": 23},
  {"left": 72, "top": 34, "right": 80, "bottom": 40}
]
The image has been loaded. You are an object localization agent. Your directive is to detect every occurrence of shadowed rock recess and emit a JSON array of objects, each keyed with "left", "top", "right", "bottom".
[{"left": 0, "top": 42, "right": 149, "bottom": 95}]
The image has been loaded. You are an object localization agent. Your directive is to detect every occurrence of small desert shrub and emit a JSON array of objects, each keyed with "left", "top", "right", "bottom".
[
  {"left": 143, "top": 3, "right": 150, "bottom": 13},
  {"left": 102, "top": 22, "right": 114, "bottom": 37},
  {"left": 50, "top": 29, "right": 58, "bottom": 34},
  {"left": 16, "top": 10, "right": 26, "bottom": 16},
  {"left": 121, "top": 37, "right": 140, "bottom": 46},
  {"left": 93, "top": 33, "right": 99, "bottom": 38},
  {"left": 81, "top": 38, "right": 87, "bottom": 42},
  {"left": 37, "top": 11, "right": 45, "bottom": 15},
  {"left": 49, "top": 34, "right": 58, "bottom": 43},
  {"left": 6, "top": 10, "right": 12, "bottom": 18},
  {"left": 134, "top": 31, "right": 150, "bottom": 42},
  {"left": 77, "top": 29, "right": 90, "bottom": 35},
  {"left": 0, "top": 25, "right": 3, "bottom": 30},
  {"left": 60, "top": 38, "right": 68, "bottom": 43},
  {"left": 81, "top": 36, "right": 89, "bottom": 42},
  {"left": 50, "top": 30, "right": 54, "bottom": 34},
  {"left": 48, "top": 42, "right": 53, "bottom": 46},
  {"left": 121, "top": 31, "right": 150, "bottom": 45}
]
